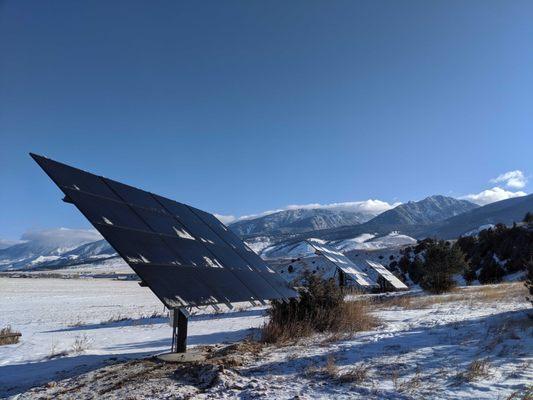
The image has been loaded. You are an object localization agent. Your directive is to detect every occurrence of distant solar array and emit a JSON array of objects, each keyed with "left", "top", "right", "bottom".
[
  {"left": 305, "top": 239, "right": 408, "bottom": 291},
  {"left": 365, "top": 260, "right": 408, "bottom": 290},
  {"left": 305, "top": 238, "right": 374, "bottom": 287},
  {"left": 31, "top": 153, "right": 297, "bottom": 309}
]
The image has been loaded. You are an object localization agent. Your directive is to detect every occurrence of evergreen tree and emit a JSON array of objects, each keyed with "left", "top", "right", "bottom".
[
  {"left": 477, "top": 254, "right": 505, "bottom": 284},
  {"left": 419, "top": 241, "right": 467, "bottom": 293}
]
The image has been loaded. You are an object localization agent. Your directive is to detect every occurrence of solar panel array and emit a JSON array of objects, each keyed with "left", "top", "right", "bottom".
[
  {"left": 31, "top": 153, "right": 297, "bottom": 309},
  {"left": 305, "top": 239, "right": 374, "bottom": 287},
  {"left": 365, "top": 260, "right": 408, "bottom": 290}
]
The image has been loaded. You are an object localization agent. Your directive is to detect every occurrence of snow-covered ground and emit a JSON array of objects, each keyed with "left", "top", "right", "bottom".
[
  {"left": 0, "top": 278, "right": 265, "bottom": 397},
  {"left": 1, "top": 278, "right": 531, "bottom": 399}
]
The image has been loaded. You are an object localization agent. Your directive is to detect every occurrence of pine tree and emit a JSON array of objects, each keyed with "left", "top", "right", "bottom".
[{"left": 419, "top": 241, "right": 467, "bottom": 293}]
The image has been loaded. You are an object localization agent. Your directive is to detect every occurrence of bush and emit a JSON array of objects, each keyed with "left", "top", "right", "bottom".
[
  {"left": 260, "top": 272, "right": 377, "bottom": 344},
  {"left": 0, "top": 326, "right": 21, "bottom": 345},
  {"left": 419, "top": 241, "right": 467, "bottom": 294}
]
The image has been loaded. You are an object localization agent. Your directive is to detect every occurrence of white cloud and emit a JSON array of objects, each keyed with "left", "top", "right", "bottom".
[
  {"left": 490, "top": 170, "right": 527, "bottom": 189},
  {"left": 461, "top": 187, "right": 527, "bottom": 206},
  {"left": 215, "top": 199, "right": 401, "bottom": 224},
  {"left": 0, "top": 239, "right": 25, "bottom": 250},
  {"left": 19, "top": 228, "right": 103, "bottom": 248},
  {"left": 214, "top": 214, "right": 237, "bottom": 224},
  {"left": 284, "top": 199, "right": 401, "bottom": 215}
]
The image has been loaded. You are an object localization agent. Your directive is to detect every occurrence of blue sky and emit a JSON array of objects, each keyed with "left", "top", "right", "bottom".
[{"left": 0, "top": 0, "right": 532, "bottom": 240}]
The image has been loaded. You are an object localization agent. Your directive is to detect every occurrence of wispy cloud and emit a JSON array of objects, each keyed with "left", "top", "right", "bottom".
[
  {"left": 490, "top": 170, "right": 527, "bottom": 189},
  {"left": 461, "top": 187, "right": 527, "bottom": 206},
  {"left": 0, "top": 239, "right": 25, "bottom": 250},
  {"left": 215, "top": 199, "right": 401, "bottom": 224}
]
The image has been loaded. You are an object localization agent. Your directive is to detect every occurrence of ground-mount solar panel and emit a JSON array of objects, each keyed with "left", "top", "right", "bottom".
[
  {"left": 305, "top": 238, "right": 374, "bottom": 287},
  {"left": 365, "top": 260, "right": 408, "bottom": 290},
  {"left": 31, "top": 153, "right": 297, "bottom": 309}
]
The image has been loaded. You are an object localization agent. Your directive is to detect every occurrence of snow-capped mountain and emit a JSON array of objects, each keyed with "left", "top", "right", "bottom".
[
  {"left": 421, "top": 193, "right": 533, "bottom": 239},
  {"left": 229, "top": 208, "right": 371, "bottom": 237},
  {"left": 261, "top": 231, "right": 417, "bottom": 259},
  {"left": 230, "top": 196, "right": 478, "bottom": 239},
  {"left": 302, "top": 196, "right": 481, "bottom": 242},
  {"left": 368, "top": 195, "right": 478, "bottom": 226},
  {"left": 1, "top": 194, "right": 530, "bottom": 271},
  {"left": 0, "top": 229, "right": 114, "bottom": 271}
]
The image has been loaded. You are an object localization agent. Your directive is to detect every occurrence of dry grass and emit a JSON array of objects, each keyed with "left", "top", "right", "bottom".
[
  {"left": 375, "top": 282, "right": 527, "bottom": 311},
  {"left": 261, "top": 299, "right": 379, "bottom": 345},
  {"left": 71, "top": 334, "right": 90, "bottom": 353},
  {"left": 374, "top": 295, "right": 413, "bottom": 309},
  {"left": 457, "top": 358, "right": 492, "bottom": 382},
  {"left": 337, "top": 363, "right": 371, "bottom": 384},
  {"left": 0, "top": 326, "right": 21, "bottom": 345},
  {"left": 395, "top": 370, "right": 423, "bottom": 393},
  {"left": 506, "top": 386, "right": 533, "bottom": 400},
  {"left": 324, "top": 355, "right": 338, "bottom": 377},
  {"left": 47, "top": 341, "right": 69, "bottom": 359},
  {"left": 303, "top": 354, "right": 371, "bottom": 385}
]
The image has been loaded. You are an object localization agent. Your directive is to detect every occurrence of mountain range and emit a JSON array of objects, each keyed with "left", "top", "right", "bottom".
[
  {"left": 229, "top": 208, "right": 372, "bottom": 237},
  {"left": 0, "top": 194, "right": 531, "bottom": 270}
]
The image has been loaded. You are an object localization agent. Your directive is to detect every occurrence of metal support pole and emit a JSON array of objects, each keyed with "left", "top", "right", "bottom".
[
  {"left": 171, "top": 308, "right": 189, "bottom": 353},
  {"left": 176, "top": 309, "right": 188, "bottom": 353}
]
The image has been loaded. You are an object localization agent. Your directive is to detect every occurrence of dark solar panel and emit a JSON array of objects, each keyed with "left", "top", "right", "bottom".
[{"left": 31, "top": 153, "right": 297, "bottom": 308}]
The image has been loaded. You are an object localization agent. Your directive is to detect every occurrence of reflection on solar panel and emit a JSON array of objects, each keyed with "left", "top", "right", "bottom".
[
  {"left": 365, "top": 260, "right": 408, "bottom": 290},
  {"left": 31, "top": 153, "right": 297, "bottom": 310},
  {"left": 305, "top": 238, "right": 374, "bottom": 287}
]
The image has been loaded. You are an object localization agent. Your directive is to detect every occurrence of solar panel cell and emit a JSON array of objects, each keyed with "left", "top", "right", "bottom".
[
  {"left": 35, "top": 156, "right": 119, "bottom": 198},
  {"left": 63, "top": 189, "right": 150, "bottom": 232},
  {"left": 97, "top": 225, "right": 184, "bottom": 266},
  {"left": 104, "top": 178, "right": 167, "bottom": 211},
  {"left": 153, "top": 196, "right": 224, "bottom": 245}
]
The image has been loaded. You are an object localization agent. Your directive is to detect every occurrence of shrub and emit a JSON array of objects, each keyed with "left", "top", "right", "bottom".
[
  {"left": 419, "top": 241, "right": 467, "bottom": 294},
  {"left": 260, "top": 272, "right": 377, "bottom": 344},
  {"left": 0, "top": 326, "right": 21, "bottom": 345}
]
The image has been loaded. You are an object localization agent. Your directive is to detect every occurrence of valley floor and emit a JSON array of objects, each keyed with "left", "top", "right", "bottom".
[{"left": 0, "top": 278, "right": 531, "bottom": 399}]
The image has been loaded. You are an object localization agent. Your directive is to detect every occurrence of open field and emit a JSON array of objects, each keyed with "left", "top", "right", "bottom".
[{"left": 1, "top": 278, "right": 531, "bottom": 399}]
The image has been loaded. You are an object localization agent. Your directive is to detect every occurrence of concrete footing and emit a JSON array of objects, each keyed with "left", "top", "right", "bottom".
[{"left": 156, "top": 351, "right": 206, "bottom": 363}]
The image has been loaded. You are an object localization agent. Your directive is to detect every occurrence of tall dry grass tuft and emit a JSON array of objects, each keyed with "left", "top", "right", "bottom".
[
  {"left": 260, "top": 273, "right": 378, "bottom": 344},
  {"left": 457, "top": 358, "right": 492, "bottom": 382},
  {"left": 0, "top": 326, "right": 21, "bottom": 345}
]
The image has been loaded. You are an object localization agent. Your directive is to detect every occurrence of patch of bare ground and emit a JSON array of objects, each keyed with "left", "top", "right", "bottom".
[
  {"left": 375, "top": 282, "right": 527, "bottom": 310},
  {"left": 17, "top": 342, "right": 265, "bottom": 399},
  {"left": 207, "top": 340, "right": 265, "bottom": 367}
]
